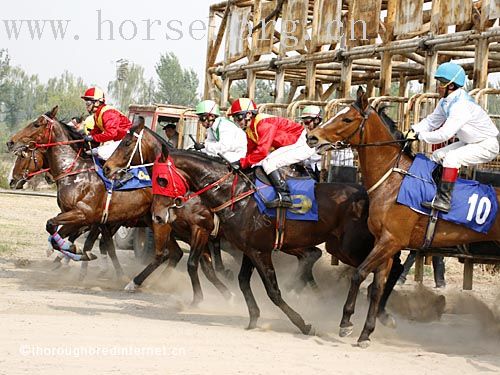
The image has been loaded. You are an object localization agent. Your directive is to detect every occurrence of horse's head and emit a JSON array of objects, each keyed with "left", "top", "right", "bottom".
[
  {"left": 307, "top": 87, "right": 370, "bottom": 153},
  {"left": 103, "top": 119, "right": 160, "bottom": 179},
  {"left": 151, "top": 145, "right": 183, "bottom": 225},
  {"left": 7, "top": 106, "right": 59, "bottom": 154},
  {"left": 9, "top": 149, "right": 48, "bottom": 189}
]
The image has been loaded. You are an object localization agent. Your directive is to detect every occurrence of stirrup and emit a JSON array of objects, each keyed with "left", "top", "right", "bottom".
[{"left": 265, "top": 194, "right": 293, "bottom": 209}]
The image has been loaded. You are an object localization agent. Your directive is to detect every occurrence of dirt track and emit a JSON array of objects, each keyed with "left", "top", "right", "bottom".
[{"left": 0, "top": 192, "right": 500, "bottom": 375}]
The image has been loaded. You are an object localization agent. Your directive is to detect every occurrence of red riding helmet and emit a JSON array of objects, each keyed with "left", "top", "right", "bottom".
[
  {"left": 228, "top": 98, "right": 257, "bottom": 116},
  {"left": 81, "top": 87, "right": 105, "bottom": 102}
]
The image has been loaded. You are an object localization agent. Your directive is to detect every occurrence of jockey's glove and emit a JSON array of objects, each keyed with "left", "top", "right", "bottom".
[
  {"left": 405, "top": 129, "right": 419, "bottom": 141},
  {"left": 83, "top": 134, "right": 94, "bottom": 143},
  {"left": 230, "top": 160, "right": 241, "bottom": 172},
  {"left": 194, "top": 142, "right": 205, "bottom": 151}
]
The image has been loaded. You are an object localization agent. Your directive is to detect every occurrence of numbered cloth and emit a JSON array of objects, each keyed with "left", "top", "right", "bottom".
[
  {"left": 94, "top": 158, "right": 152, "bottom": 191},
  {"left": 397, "top": 154, "right": 498, "bottom": 233},
  {"left": 253, "top": 178, "right": 318, "bottom": 221}
]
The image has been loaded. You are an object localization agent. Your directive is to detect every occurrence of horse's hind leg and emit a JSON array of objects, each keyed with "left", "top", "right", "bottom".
[
  {"left": 209, "top": 238, "right": 234, "bottom": 281},
  {"left": 199, "top": 251, "right": 233, "bottom": 300},
  {"left": 77, "top": 226, "right": 100, "bottom": 281},
  {"left": 377, "top": 252, "right": 403, "bottom": 328},
  {"left": 294, "top": 247, "right": 322, "bottom": 293},
  {"left": 238, "top": 254, "right": 260, "bottom": 330},
  {"left": 99, "top": 225, "right": 125, "bottom": 280},
  {"left": 186, "top": 227, "right": 208, "bottom": 306},
  {"left": 253, "top": 251, "right": 312, "bottom": 335}
]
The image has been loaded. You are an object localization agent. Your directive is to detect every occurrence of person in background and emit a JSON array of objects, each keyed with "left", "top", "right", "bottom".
[
  {"left": 162, "top": 123, "right": 179, "bottom": 148},
  {"left": 398, "top": 252, "right": 446, "bottom": 288}
]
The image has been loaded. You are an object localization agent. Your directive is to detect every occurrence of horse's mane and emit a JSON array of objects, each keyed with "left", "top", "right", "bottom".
[{"left": 377, "top": 106, "right": 404, "bottom": 141}]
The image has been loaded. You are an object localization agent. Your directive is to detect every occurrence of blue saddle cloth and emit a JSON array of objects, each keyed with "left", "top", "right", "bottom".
[
  {"left": 396, "top": 154, "right": 498, "bottom": 233},
  {"left": 94, "top": 158, "right": 152, "bottom": 191},
  {"left": 254, "top": 178, "right": 318, "bottom": 221}
]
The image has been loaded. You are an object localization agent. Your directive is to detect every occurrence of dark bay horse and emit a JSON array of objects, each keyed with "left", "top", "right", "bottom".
[
  {"left": 103, "top": 121, "right": 403, "bottom": 335},
  {"left": 7, "top": 107, "right": 232, "bottom": 301},
  {"left": 307, "top": 87, "right": 500, "bottom": 347}
]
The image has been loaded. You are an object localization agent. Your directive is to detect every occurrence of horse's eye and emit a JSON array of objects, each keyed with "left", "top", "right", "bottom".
[
  {"left": 124, "top": 139, "right": 132, "bottom": 147},
  {"left": 33, "top": 121, "right": 40, "bottom": 128},
  {"left": 157, "top": 177, "right": 168, "bottom": 187},
  {"left": 342, "top": 118, "right": 353, "bottom": 123}
]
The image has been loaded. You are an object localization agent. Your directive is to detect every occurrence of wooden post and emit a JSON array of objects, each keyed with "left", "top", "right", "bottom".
[
  {"left": 463, "top": 258, "right": 474, "bottom": 290},
  {"left": 221, "top": 75, "right": 231, "bottom": 109},
  {"left": 204, "top": 9, "right": 217, "bottom": 100},
  {"left": 474, "top": 0, "right": 491, "bottom": 107},
  {"left": 340, "top": 59, "right": 353, "bottom": 98},
  {"left": 366, "top": 80, "right": 376, "bottom": 97},
  {"left": 414, "top": 253, "right": 424, "bottom": 283},
  {"left": 306, "top": 61, "right": 317, "bottom": 100},
  {"left": 247, "top": 70, "right": 257, "bottom": 100},
  {"left": 275, "top": 68, "right": 286, "bottom": 104}
]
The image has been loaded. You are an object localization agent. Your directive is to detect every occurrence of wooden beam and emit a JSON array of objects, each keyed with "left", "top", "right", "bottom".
[
  {"left": 340, "top": 59, "right": 353, "bottom": 98},
  {"left": 306, "top": 61, "right": 317, "bottom": 100}
]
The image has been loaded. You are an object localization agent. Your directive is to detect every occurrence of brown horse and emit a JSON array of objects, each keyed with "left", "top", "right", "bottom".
[
  {"left": 7, "top": 107, "right": 233, "bottom": 302},
  {"left": 307, "top": 87, "right": 500, "bottom": 347},
  {"left": 103, "top": 122, "right": 403, "bottom": 335},
  {"left": 9, "top": 149, "right": 53, "bottom": 189}
]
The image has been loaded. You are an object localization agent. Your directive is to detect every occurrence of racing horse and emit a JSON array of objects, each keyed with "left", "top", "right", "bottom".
[
  {"left": 103, "top": 121, "right": 403, "bottom": 335},
  {"left": 9, "top": 147, "right": 125, "bottom": 278},
  {"left": 6, "top": 107, "right": 234, "bottom": 301},
  {"left": 307, "top": 87, "right": 500, "bottom": 347}
]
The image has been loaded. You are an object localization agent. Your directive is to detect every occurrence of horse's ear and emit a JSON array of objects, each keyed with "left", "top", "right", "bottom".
[
  {"left": 49, "top": 106, "right": 59, "bottom": 119},
  {"left": 356, "top": 86, "right": 369, "bottom": 111},
  {"left": 159, "top": 143, "right": 169, "bottom": 162}
]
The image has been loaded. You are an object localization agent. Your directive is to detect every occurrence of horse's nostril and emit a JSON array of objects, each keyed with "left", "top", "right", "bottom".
[
  {"left": 154, "top": 215, "right": 165, "bottom": 224},
  {"left": 6, "top": 141, "right": 14, "bottom": 151}
]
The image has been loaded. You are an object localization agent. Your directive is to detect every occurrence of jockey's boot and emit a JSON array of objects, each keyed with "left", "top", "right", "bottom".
[
  {"left": 421, "top": 167, "right": 459, "bottom": 213},
  {"left": 265, "top": 170, "right": 293, "bottom": 209}
]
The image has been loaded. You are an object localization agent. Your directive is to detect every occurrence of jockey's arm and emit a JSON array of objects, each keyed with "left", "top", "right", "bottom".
[
  {"left": 205, "top": 122, "right": 243, "bottom": 155},
  {"left": 418, "top": 105, "right": 472, "bottom": 144},
  {"left": 92, "top": 111, "right": 120, "bottom": 143},
  {"left": 412, "top": 102, "right": 447, "bottom": 134},
  {"left": 240, "top": 120, "right": 277, "bottom": 169}
]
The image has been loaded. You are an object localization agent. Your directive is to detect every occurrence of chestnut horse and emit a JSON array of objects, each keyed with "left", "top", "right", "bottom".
[
  {"left": 307, "top": 87, "right": 500, "bottom": 347},
  {"left": 6, "top": 107, "right": 234, "bottom": 302},
  {"left": 103, "top": 121, "right": 403, "bottom": 335}
]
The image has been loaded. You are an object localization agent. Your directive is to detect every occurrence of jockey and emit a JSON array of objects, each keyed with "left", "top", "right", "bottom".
[
  {"left": 230, "top": 98, "right": 315, "bottom": 208},
  {"left": 193, "top": 100, "right": 247, "bottom": 163},
  {"left": 410, "top": 62, "right": 499, "bottom": 213},
  {"left": 81, "top": 87, "right": 132, "bottom": 160},
  {"left": 300, "top": 106, "right": 323, "bottom": 180}
]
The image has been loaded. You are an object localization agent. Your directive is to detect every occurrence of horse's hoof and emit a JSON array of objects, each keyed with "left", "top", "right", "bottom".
[
  {"left": 81, "top": 252, "right": 97, "bottom": 261},
  {"left": 357, "top": 340, "right": 371, "bottom": 349},
  {"left": 246, "top": 320, "right": 258, "bottom": 330},
  {"left": 305, "top": 325, "right": 316, "bottom": 336},
  {"left": 124, "top": 281, "right": 139, "bottom": 292},
  {"left": 378, "top": 312, "right": 397, "bottom": 328},
  {"left": 339, "top": 325, "right": 353, "bottom": 338}
]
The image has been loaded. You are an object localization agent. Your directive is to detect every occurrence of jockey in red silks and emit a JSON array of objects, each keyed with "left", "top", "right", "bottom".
[
  {"left": 81, "top": 87, "right": 132, "bottom": 160},
  {"left": 229, "top": 98, "right": 315, "bottom": 208}
]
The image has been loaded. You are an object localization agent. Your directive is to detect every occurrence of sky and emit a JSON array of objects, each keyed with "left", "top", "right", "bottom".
[{"left": 0, "top": 0, "right": 217, "bottom": 93}]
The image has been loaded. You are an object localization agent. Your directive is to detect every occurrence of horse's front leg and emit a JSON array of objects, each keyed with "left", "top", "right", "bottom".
[
  {"left": 187, "top": 227, "right": 210, "bottom": 306},
  {"left": 252, "top": 250, "right": 312, "bottom": 335},
  {"left": 99, "top": 225, "right": 125, "bottom": 281},
  {"left": 125, "top": 223, "right": 171, "bottom": 292},
  {"left": 46, "top": 217, "right": 96, "bottom": 261}
]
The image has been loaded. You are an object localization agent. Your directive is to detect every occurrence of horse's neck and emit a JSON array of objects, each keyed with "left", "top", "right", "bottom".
[
  {"left": 356, "top": 115, "right": 407, "bottom": 191},
  {"left": 46, "top": 124, "right": 88, "bottom": 177}
]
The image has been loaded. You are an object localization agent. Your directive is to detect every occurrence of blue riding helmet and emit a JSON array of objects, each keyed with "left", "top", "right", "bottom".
[{"left": 434, "top": 62, "right": 466, "bottom": 87}]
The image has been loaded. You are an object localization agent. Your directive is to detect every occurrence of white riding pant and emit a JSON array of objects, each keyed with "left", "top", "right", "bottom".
[
  {"left": 260, "top": 130, "right": 316, "bottom": 174},
  {"left": 431, "top": 137, "right": 499, "bottom": 169},
  {"left": 97, "top": 141, "right": 121, "bottom": 160}
]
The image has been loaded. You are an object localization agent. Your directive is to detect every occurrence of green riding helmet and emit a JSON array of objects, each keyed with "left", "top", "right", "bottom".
[
  {"left": 300, "top": 105, "right": 322, "bottom": 119},
  {"left": 195, "top": 100, "right": 221, "bottom": 116}
]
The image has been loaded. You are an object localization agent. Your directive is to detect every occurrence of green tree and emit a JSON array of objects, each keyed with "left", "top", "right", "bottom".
[
  {"left": 154, "top": 52, "right": 199, "bottom": 107},
  {"left": 34, "top": 71, "right": 87, "bottom": 121},
  {"left": 108, "top": 62, "right": 152, "bottom": 111},
  {"left": 230, "top": 79, "right": 277, "bottom": 104}
]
